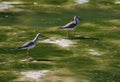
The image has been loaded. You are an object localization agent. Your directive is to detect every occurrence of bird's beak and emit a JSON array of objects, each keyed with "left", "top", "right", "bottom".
[
  {"left": 40, "top": 34, "right": 45, "bottom": 37},
  {"left": 80, "top": 18, "right": 83, "bottom": 21}
]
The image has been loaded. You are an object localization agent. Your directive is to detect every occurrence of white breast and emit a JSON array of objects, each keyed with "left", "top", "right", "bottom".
[{"left": 28, "top": 44, "right": 35, "bottom": 49}]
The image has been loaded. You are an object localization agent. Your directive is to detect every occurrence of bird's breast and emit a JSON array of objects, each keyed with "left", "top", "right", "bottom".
[{"left": 28, "top": 44, "right": 35, "bottom": 49}]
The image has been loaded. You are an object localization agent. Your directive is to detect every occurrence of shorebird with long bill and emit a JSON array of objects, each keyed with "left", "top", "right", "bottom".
[
  {"left": 18, "top": 33, "right": 40, "bottom": 60},
  {"left": 59, "top": 16, "right": 80, "bottom": 38}
]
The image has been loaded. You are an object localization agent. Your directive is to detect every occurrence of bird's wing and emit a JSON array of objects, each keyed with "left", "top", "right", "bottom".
[
  {"left": 60, "top": 21, "right": 76, "bottom": 29},
  {"left": 18, "top": 41, "right": 34, "bottom": 49}
]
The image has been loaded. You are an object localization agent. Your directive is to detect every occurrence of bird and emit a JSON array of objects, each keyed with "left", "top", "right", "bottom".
[
  {"left": 59, "top": 16, "right": 80, "bottom": 38},
  {"left": 18, "top": 33, "right": 41, "bottom": 60}
]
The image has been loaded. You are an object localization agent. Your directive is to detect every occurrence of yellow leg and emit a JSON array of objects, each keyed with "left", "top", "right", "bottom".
[
  {"left": 66, "top": 31, "right": 69, "bottom": 39},
  {"left": 72, "top": 30, "right": 74, "bottom": 36},
  {"left": 26, "top": 50, "right": 29, "bottom": 59},
  {"left": 72, "top": 30, "right": 77, "bottom": 37}
]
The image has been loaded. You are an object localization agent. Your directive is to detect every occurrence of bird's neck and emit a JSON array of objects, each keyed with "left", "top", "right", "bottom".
[
  {"left": 75, "top": 18, "right": 79, "bottom": 24},
  {"left": 32, "top": 35, "right": 39, "bottom": 43}
]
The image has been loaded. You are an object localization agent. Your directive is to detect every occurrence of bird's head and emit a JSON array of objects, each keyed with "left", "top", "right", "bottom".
[
  {"left": 74, "top": 16, "right": 80, "bottom": 23},
  {"left": 36, "top": 33, "right": 45, "bottom": 37},
  {"left": 36, "top": 33, "right": 41, "bottom": 37},
  {"left": 35, "top": 33, "right": 41, "bottom": 40}
]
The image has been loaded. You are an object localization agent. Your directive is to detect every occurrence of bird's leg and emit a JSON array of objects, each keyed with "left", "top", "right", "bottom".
[
  {"left": 72, "top": 30, "right": 74, "bottom": 36},
  {"left": 72, "top": 30, "right": 77, "bottom": 37},
  {"left": 26, "top": 49, "right": 29, "bottom": 59},
  {"left": 61, "top": 30, "right": 64, "bottom": 39},
  {"left": 66, "top": 31, "right": 69, "bottom": 39},
  {"left": 72, "top": 30, "right": 75, "bottom": 37}
]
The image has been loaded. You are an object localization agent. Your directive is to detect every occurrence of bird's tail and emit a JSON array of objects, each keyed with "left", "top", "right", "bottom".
[
  {"left": 58, "top": 26, "right": 65, "bottom": 30},
  {"left": 18, "top": 47, "right": 22, "bottom": 49}
]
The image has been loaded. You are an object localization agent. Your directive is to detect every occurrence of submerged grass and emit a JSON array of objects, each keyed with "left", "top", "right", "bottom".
[
  {"left": 0, "top": 0, "right": 120, "bottom": 82},
  {"left": 0, "top": 71, "right": 17, "bottom": 82}
]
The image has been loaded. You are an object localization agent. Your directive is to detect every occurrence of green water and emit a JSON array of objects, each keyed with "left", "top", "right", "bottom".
[{"left": 0, "top": 0, "right": 120, "bottom": 82}]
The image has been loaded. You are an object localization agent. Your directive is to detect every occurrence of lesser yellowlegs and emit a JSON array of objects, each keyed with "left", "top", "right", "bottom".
[
  {"left": 18, "top": 33, "right": 40, "bottom": 60},
  {"left": 59, "top": 16, "right": 80, "bottom": 38}
]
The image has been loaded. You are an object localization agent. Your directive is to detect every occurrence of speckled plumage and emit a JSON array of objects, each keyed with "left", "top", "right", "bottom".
[
  {"left": 18, "top": 33, "right": 40, "bottom": 50},
  {"left": 59, "top": 16, "right": 80, "bottom": 30}
]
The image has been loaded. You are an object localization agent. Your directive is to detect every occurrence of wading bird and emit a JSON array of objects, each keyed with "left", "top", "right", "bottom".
[
  {"left": 18, "top": 33, "right": 40, "bottom": 60},
  {"left": 59, "top": 16, "right": 80, "bottom": 38}
]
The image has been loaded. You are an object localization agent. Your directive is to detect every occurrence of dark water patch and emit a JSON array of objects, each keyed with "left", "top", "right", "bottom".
[
  {"left": 90, "top": 0, "right": 115, "bottom": 5},
  {"left": 0, "top": 34, "right": 8, "bottom": 41},
  {"left": 21, "top": 0, "right": 69, "bottom": 5},
  {"left": 89, "top": 70, "right": 120, "bottom": 82},
  {"left": 13, "top": 62, "right": 53, "bottom": 70},
  {"left": 71, "top": 35, "right": 99, "bottom": 40},
  {"left": 56, "top": 56, "right": 97, "bottom": 71},
  {"left": 0, "top": 12, "right": 26, "bottom": 26},
  {"left": 31, "top": 43, "right": 73, "bottom": 58},
  {"left": 0, "top": 71, "right": 17, "bottom": 82},
  {"left": 35, "top": 58, "right": 55, "bottom": 62},
  {"left": 0, "top": 46, "right": 21, "bottom": 54},
  {"left": 109, "top": 62, "right": 120, "bottom": 69}
]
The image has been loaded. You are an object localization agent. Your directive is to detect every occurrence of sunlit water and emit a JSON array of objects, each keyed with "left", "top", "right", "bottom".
[
  {"left": 88, "top": 49, "right": 101, "bottom": 56},
  {"left": 75, "top": 0, "right": 89, "bottom": 4},
  {"left": 40, "top": 38, "right": 76, "bottom": 47},
  {"left": 115, "top": 0, "right": 120, "bottom": 4},
  {"left": 0, "top": 1, "right": 23, "bottom": 9},
  {"left": 21, "top": 70, "right": 49, "bottom": 79}
]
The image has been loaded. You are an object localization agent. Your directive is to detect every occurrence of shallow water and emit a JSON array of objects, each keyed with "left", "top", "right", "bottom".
[
  {"left": 20, "top": 70, "right": 49, "bottom": 79},
  {"left": 0, "top": 1, "right": 23, "bottom": 9},
  {"left": 115, "top": 1, "right": 120, "bottom": 4},
  {"left": 88, "top": 49, "right": 101, "bottom": 56},
  {"left": 75, "top": 0, "right": 89, "bottom": 4},
  {"left": 40, "top": 38, "right": 76, "bottom": 47}
]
